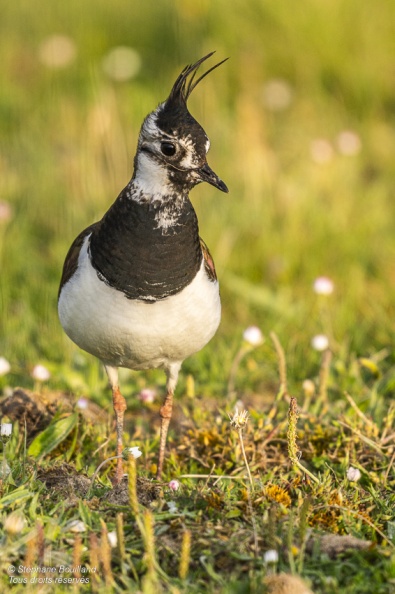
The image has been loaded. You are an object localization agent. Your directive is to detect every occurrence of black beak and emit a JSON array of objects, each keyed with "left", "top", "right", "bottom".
[{"left": 197, "top": 162, "right": 229, "bottom": 193}]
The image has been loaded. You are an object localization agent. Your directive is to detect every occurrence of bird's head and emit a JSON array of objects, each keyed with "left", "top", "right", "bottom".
[{"left": 134, "top": 53, "right": 228, "bottom": 197}]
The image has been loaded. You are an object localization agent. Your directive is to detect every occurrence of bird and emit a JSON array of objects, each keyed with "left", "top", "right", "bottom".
[{"left": 58, "top": 52, "right": 228, "bottom": 483}]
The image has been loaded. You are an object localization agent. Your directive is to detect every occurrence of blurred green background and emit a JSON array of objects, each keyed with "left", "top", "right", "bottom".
[{"left": 1, "top": 0, "right": 395, "bottom": 398}]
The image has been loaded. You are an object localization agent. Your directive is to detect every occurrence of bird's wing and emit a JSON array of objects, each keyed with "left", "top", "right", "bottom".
[
  {"left": 58, "top": 222, "right": 99, "bottom": 298},
  {"left": 200, "top": 237, "right": 217, "bottom": 282}
]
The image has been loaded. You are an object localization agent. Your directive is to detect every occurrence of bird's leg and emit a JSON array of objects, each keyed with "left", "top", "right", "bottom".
[
  {"left": 113, "top": 386, "right": 127, "bottom": 483},
  {"left": 105, "top": 365, "right": 127, "bottom": 485},
  {"left": 156, "top": 364, "right": 180, "bottom": 479},
  {"left": 157, "top": 390, "right": 174, "bottom": 479}
]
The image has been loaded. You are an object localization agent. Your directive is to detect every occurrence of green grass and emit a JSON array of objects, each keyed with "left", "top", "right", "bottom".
[{"left": 1, "top": 0, "right": 395, "bottom": 592}]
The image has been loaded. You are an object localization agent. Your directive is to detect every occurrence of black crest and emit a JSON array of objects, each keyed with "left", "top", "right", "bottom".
[
  {"left": 156, "top": 53, "right": 228, "bottom": 138},
  {"left": 167, "top": 52, "right": 228, "bottom": 106}
]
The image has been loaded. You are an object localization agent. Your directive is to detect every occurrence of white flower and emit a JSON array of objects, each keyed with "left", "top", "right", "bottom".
[
  {"left": 4, "top": 512, "right": 26, "bottom": 535},
  {"left": 302, "top": 379, "right": 315, "bottom": 397},
  {"left": 31, "top": 364, "right": 51, "bottom": 381},
  {"left": 76, "top": 397, "right": 89, "bottom": 410},
  {"left": 0, "top": 202, "right": 13, "bottom": 223},
  {"left": 138, "top": 388, "right": 156, "bottom": 403},
  {"left": 310, "top": 139, "right": 334, "bottom": 164},
  {"left": 261, "top": 78, "right": 293, "bottom": 112},
  {"left": 127, "top": 447, "right": 142, "bottom": 459},
  {"left": 0, "top": 423, "right": 12, "bottom": 437},
  {"left": 311, "top": 334, "right": 329, "bottom": 352},
  {"left": 313, "top": 276, "right": 334, "bottom": 295},
  {"left": 264, "top": 549, "right": 279, "bottom": 564},
  {"left": 38, "top": 35, "right": 77, "bottom": 69},
  {"left": 168, "top": 479, "right": 180, "bottom": 491},
  {"left": 228, "top": 408, "right": 249, "bottom": 430},
  {"left": 0, "top": 357, "right": 11, "bottom": 376},
  {"left": 107, "top": 531, "right": 118, "bottom": 548},
  {"left": 66, "top": 520, "right": 86, "bottom": 533},
  {"left": 243, "top": 326, "right": 264, "bottom": 347},
  {"left": 102, "top": 46, "right": 141, "bottom": 82},
  {"left": 336, "top": 130, "right": 362, "bottom": 156},
  {"left": 167, "top": 501, "right": 178, "bottom": 514},
  {"left": 346, "top": 467, "right": 361, "bottom": 482}
]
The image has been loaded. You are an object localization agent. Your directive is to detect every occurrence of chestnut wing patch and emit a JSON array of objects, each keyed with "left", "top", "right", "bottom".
[
  {"left": 58, "top": 223, "right": 99, "bottom": 299},
  {"left": 200, "top": 237, "right": 217, "bottom": 282}
]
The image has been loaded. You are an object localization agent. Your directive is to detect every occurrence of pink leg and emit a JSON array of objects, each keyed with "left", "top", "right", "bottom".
[
  {"left": 112, "top": 386, "right": 127, "bottom": 484},
  {"left": 156, "top": 364, "right": 180, "bottom": 479},
  {"left": 105, "top": 366, "right": 126, "bottom": 485},
  {"left": 157, "top": 390, "right": 174, "bottom": 479}
]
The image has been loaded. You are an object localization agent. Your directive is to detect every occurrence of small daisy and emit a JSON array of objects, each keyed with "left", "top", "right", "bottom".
[
  {"left": 127, "top": 446, "right": 142, "bottom": 459},
  {"left": 264, "top": 549, "right": 279, "bottom": 564},
  {"left": 76, "top": 397, "right": 89, "bottom": 410},
  {"left": 311, "top": 334, "right": 329, "bottom": 352},
  {"left": 336, "top": 130, "right": 362, "bottom": 156},
  {"left": 38, "top": 35, "right": 77, "bottom": 69},
  {"left": 310, "top": 139, "right": 334, "bottom": 164},
  {"left": 302, "top": 379, "right": 315, "bottom": 397},
  {"left": 0, "top": 201, "right": 13, "bottom": 224},
  {"left": 102, "top": 46, "right": 141, "bottom": 82},
  {"left": 107, "top": 531, "right": 118, "bottom": 548},
  {"left": 168, "top": 479, "right": 180, "bottom": 491},
  {"left": 138, "top": 388, "right": 156, "bottom": 403},
  {"left": 313, "top": 276, "right": 334, "bottom": 295},
  {"left": 261, "top": 79, "right": 293, "bottom": 112},
  {"left": 66, "top": 520, "right": 86, "bottom": 533},
  {"left": 346, "top": 467, "right": 361, "bottom": 482},
  {"left": 32, "top": 364, "right": 51, "bottom": 382},
  {"left": 0, "top": 357, "right": 11, "bottom": 376},
  {"left": 243, "top": 326, "right": 264, "bottom": 347}
]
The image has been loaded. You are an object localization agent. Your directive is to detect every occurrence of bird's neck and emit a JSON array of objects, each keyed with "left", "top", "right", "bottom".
[
  {"left": 132, "top": 151, "right": 175, "bottom": 202},
  {"left": 131, "top": 150, "right": 195, "bottom": 206}
]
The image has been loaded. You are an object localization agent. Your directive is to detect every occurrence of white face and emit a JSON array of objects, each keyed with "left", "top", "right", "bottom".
[
  {"left": 130, "top": 100, "right": 228, "bottom": 204},
  {"left": 134, "top": 151, "right": 173, "bottom": 199},
  {"left": 178, "top": 135, "right": 201, "bottom": 169},
  {"left": 137, "top": 108, "right": 210, "bottom": 177}
]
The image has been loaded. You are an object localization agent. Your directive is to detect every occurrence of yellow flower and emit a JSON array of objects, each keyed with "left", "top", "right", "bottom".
[{"left": 265, "top": 484, "right": 292, "bottom": 507}]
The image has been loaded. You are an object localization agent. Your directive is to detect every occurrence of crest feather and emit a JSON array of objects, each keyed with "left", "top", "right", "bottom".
[{"left": 168, "top": 52, "right": 228, "bottom": 104}]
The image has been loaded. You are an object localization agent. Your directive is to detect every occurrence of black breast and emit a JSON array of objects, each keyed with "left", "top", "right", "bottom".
[{"left": 89, "top": 188, "right": 202, "bottom": 301}]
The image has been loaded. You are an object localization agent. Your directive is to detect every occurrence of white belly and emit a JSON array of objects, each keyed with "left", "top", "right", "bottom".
[{"left": 58, "top": 236, "right": 221, "bottom": 371}]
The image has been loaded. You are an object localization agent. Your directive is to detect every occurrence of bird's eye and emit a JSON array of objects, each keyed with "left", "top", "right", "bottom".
[{"left": 160, "top": 142, "right": 176, "bottom": 156}]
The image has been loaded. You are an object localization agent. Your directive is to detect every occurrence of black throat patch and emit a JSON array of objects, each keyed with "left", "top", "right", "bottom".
[{"left": 89, "top": 187, "right": 202, "bottom": 302}]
